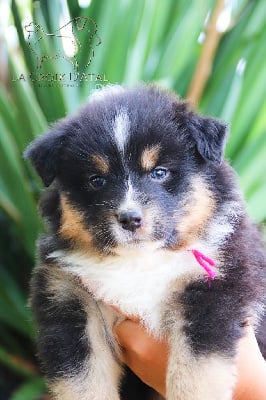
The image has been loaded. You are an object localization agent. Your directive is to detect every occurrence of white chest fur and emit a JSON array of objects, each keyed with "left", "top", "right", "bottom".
[{"left": 50, "top": 244, "right": 217, "bottom": 332}]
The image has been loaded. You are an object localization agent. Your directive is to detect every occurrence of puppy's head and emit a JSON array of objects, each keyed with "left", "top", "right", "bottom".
[{"left": 25, "top": 85, "right": 227, "bottom": 253}]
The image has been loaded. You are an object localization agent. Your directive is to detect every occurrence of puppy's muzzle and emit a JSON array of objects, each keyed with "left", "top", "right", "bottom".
[{"left": 117, "top": 210, "right": 142, "bottom": 232}]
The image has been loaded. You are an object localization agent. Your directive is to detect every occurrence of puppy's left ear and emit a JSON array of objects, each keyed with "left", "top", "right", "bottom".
[
  {"left": 189, "top": 113, "right": 228, "bottom": 164},
  {"left": 174, "top": 102, "right": 228, "bottom": 164}
]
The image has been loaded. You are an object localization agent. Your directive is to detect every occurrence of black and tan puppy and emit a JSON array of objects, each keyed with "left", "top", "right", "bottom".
[{"left": 25, "top": 85, "right": 265, "bottom": 400}]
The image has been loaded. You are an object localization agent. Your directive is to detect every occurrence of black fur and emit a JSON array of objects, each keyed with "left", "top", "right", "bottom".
[
  {"left": 25, "top": 84, "right": 265, "bottom": 400},
  {"left": 31, "top": 268, "right": 90, "bottom": 380}
]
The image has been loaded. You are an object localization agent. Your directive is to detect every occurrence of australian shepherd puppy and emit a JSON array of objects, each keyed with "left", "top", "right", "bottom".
[{"left": 25, "top": 84, "right": 265, "bottom": 400}]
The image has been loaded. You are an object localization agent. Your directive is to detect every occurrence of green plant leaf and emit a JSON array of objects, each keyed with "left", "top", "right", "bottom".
[{"left": 11, "top": 378, "right": 46, "bottom": 400}]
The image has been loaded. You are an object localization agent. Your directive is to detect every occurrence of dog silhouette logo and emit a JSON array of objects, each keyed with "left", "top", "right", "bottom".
[{"left": 25, "top": 17, "right": 101, "bottom": 71}]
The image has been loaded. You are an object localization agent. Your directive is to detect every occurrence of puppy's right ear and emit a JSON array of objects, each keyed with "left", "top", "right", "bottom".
[{"left": 24, "top": 126, "right": 65, "bottom": 187}]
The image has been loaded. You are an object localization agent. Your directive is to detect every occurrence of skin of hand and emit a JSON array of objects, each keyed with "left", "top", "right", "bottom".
[{"left": 114, "top": 318, "right": 266, "bottom": 399}]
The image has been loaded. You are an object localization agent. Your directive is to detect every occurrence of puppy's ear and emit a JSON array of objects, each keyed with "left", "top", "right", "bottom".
[
  {"left": 174, "top": 102, "right": 228, "bottom": 164},
  {"left": 24, "top": 126, "right": 66, "bottom": 186},
  {"left": 190, "top": 114, "right": 228, "bottom": 164}
]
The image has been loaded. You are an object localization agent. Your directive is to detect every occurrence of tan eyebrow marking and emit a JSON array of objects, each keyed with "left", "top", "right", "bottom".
[
  {"left": 141, "top": 145, "right": 161, "bottom": 171},
  {"left": 91, "top": 154, "right": 109, "bottom": 174}
]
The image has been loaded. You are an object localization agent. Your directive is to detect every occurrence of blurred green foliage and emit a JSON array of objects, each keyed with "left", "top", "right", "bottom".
[{"left": 0, "top": 0, "right": 265, "bottom": 398}]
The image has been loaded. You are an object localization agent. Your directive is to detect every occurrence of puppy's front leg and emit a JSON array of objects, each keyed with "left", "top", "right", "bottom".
[
  {"left": 32, "top": 269, "right": 122, "bottom": 400},
  {"left": 50, "top": 303, "right": 123, "bottom": 400},
  {"left": 167, "top": 332, "right": 236, "bottom": 400},
  {"left": 164, "top": 279, "right": 239, "bottom": 400}
]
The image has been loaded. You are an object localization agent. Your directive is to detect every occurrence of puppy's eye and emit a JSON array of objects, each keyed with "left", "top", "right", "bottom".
[
  {"left": 149, "top": 167, "right": 169, "bottom": 181},
  {"left": 89, "top": 175, "right": 106, "bottom": 189}
]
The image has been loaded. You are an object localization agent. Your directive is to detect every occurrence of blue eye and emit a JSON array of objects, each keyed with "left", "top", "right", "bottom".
[
  {"left": 89, "top": 175, "right": 106, "bottom": 189},
  {"left": 149, "top": 167, "right": 169, "bottom": 181}
]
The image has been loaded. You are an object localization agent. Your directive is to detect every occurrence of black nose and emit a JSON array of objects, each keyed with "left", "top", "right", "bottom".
[{"left": 117, "top": 211, "right": 142, "bottom": 232}]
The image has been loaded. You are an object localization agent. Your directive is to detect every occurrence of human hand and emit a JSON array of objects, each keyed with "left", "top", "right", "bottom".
[
  {"left": 114, "top": 319, "right": 266, "bottom": 399},
  {"left": 114, "top": 317, "right": 168, "bottom": 397},
  {"left": 233, "top": 325, "right": 266, "bottom": 400}
]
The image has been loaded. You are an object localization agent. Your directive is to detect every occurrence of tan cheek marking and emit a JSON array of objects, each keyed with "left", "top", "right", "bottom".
[
  {"left": 176, "top": 175, "right": 216, "bottom": 248},
  {"left": 141, "top": 144, "right": 161, "bottom": 171},
  {"left": 91, "top": 154, "right": 109, "bottom": 174},
  {"left": 60, "top": 195, "right": 94, "bottom": 249}
]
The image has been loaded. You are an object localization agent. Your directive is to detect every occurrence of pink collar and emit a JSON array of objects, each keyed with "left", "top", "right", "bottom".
[{"left": 190, "top": 249, "right": 216, "bottom": 280}]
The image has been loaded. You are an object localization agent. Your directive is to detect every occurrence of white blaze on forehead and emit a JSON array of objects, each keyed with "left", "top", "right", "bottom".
[{"left": 113, "top": 109, "right": 130, "bottom": 153}]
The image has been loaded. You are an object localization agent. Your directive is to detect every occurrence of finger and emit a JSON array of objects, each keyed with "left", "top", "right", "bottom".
[
  {"left": 114, "top": 319, "right": 145, "bottom": 349},
  {"left": 114, "top": 319, "right": 168, "bottom": 397},
  {"left": 114, "top": 319, "right": 168, "bottom": 362},
  {"left": 106, "top": 303, "right": 141, "bottom": 323}
]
